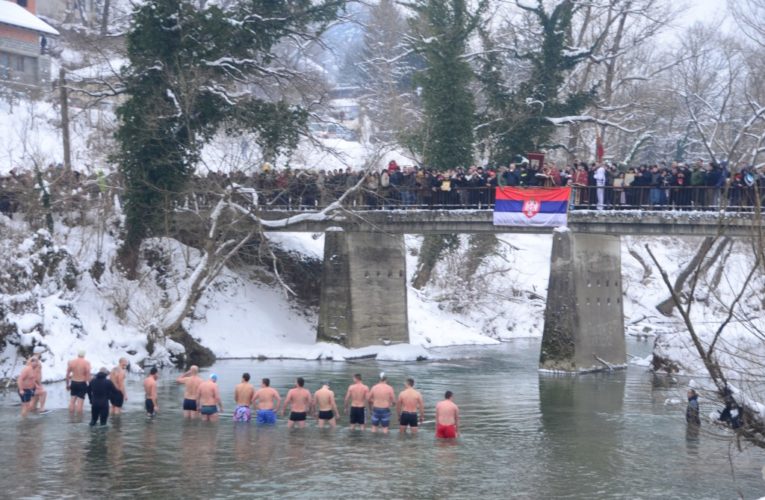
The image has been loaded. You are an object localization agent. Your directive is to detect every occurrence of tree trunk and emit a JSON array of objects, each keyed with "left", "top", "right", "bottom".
[{"left": 656, "top": 236, "right": 714, "bottom": 315}]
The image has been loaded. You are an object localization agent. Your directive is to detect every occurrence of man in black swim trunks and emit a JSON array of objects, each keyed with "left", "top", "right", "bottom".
[
  {"left": 314, "top": 381, "right": 339, "bottom": 429},
  {"left": 17, "top": 357, "right": 39, "bottom": 417},
  {"left": 344, "top": 374, "right": 369, "bottom": 431},
  {"left": 396, "top": 378, "right": 425, "bottom": 435},
  {"left": 66, "top": 350, "right": 92, "bottom": 415},
  {"left": 144, "top": 367, "right": 159, "bottom": 417},
  {"left": 176, "top": 365, "right": 203, "bottom": 419},
  {"left": 281, "top": 377, "right": 312, "bottom": 429}
]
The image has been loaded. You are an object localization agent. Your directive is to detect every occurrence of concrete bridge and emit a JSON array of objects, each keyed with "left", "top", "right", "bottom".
[{"left": 198, "top": 208, "right": 762, "bottom": 372}]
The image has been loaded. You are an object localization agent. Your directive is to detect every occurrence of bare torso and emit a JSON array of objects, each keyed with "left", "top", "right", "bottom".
[
  {"left": 144, "top": 377, "right": 157, "bottom": 400},
  {"left": 18, "top": 365, "right": 36, "bottom": 390},
  {"left": 436, "top": 400, "right": 459, "bottom": 425},
  {"left": 284, "top": 387, "right": 311, "bottom": 412},
  {"left": 369, "top": 383, "right": 395, "bottom": 410},
  {"left": 197, "top": 381, "right": 220, "bottom": 406},
  {"left": 346, "top": 383, "right": 369, "bottom": 407},
  {"left": 110, "top": 368, "right": 126, "bottom": 393},
  {"left": 314, "top": 388, "right": 335, "bottom": 411},
  {"left": 234, "top": 383, "right": 255, "bottom": 406},
  {"left": 398, "top": 388, "right": 423, "bottom": 413},
  {"left": 179, "top": 375, "right": 202, "bottom": 399},
  {"left": 254, "top": 387, "right": 280, "bottom": 410},
  {"left": 68, "top": 358, "right": 91, "bottom": 382}
]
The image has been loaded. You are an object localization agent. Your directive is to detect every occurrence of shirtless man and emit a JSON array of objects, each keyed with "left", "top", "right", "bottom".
[
  {"left": 30, "top": 354, "right": 46, "bottom": 412},
  {"left": 176, "top": 365, "right": 203, "bottom": 419},
  {"left": 435, "top": 390, "right": 459, "bottom": 439},
  {"left": 196, "top": 374, "right": 223, "bottom": 422},
  {"left": 314, "top": 381, "right": 340, "bottom": 429},
  {"left": 109, "top": 358, "right": 128, "bottom": 415},
  {"left": 344, "top": 373, "right": 369, "bottom": 431},
  {"left": 17, "top": 357, "right": 39, "bottom": 417},
  {"left": 233, "top": 373, "right": 255, "bottom": 422},
  {"left": 368, "top": 372, "right": 395, "bottom": 434},
  {"left": 143, "top": 367, "right": 159, "bottom": 417},
  {"left": 281, "top": 377, "right": 312, "bottom": 429},
  {"left": 66, "top": 350, "right": 92, "bottom": 414},
  {"left": 253, "top": 378, "right": 281, "bottom": 425},
  {"left": 397, "top": 378, "right": 425, "bottom": 434}
]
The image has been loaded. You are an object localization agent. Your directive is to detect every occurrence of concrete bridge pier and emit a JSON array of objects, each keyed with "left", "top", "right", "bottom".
[
  {"left": 540, "top": 230, "right": 626, "bottom": 372},
  {"left": 318, "top": 231, "right": 409, "bottom": 348}
]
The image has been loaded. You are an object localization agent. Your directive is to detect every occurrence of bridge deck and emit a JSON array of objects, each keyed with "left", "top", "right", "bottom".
[{"left": 252, "top": 209, "right": 763, "bottom": 237}]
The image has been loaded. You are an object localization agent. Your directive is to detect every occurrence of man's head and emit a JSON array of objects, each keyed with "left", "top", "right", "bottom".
[
  {"left": 242, "top": 372, "right": 250, "bottom": 382},
  {"left": 77, "top": 350, "right": 86, "bottom": 358},
  {"left": 262, "top": 378, "right": 270, "bottom": 387},
  {"left": 190, "top": 365, "right": 199, "bottom": 375},
  {"left": 406, "top": 378, "right": 414, "bottom": 388},
  {"left": 379, "top": 372, "right": 387, "bottom": 382},
  {"left": 296, "top": 377, "right": 304, "bottom": 387},
  {"left": 353, "top": 373, "right": 362, "bottom": 382},
  {"left": 119, "top": 357, "right": 128, "bottom": 369},
  {"left": 29, "top": 357, "right": 39, "bottom": 367},
  {"left": 150, "top": 366, "right": 158, "bottom": 379},
  {"left": 444, "top": 390, "right": 453, "bottom": 400},
  {"left": 210, "top": 373, "right": 218, "bottom": 383}
]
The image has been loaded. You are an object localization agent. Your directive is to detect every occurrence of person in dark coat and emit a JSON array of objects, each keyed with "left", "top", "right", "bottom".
[
  {"left": 686, "top": 389, "right": 701, "bottom": 426},
  {"left": 88, "top": 367, "right": 117, "bottom": 426}
]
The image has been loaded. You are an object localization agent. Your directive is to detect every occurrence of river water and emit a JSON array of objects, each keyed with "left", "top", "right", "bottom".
[{"left": 2, "top": 339, "right": 764, "bottom": 499}]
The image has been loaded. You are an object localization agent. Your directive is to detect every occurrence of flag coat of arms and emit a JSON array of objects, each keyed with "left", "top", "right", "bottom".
[{"left": 493, "top": 187, "right": 571, "bottom": 227}]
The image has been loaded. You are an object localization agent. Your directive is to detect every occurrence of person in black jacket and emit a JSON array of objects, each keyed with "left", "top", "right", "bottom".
[{"left": 88, "top": 367, "right": 117, "bottom": 426}]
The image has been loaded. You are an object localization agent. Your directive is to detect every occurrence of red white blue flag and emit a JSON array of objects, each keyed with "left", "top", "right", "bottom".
[{"left": 493, "top": 187, "right": 571, "bottom": 227}]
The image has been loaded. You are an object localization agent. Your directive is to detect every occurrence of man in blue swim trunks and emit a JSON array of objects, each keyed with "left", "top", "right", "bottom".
[
  {"left": 196, "top": 374, "right": 222, "bottom": 422},
  {"left": 253, "top": 378, "right": 281, "bottom": 425},
  {"left": 368, "top": 372, "right": 395, "bottom": 434},
  {"left": 17, "top": 357, "right": 40, "bottom": 417}
]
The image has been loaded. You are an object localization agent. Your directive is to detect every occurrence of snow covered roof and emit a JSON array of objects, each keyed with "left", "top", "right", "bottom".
[{"left": 0, "top": 1, "right": 59, "bottom": 35}]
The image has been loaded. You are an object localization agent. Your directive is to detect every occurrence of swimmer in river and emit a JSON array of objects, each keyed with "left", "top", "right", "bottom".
[
  {"left": 144, "top": 367, "right": 159, "bottom": 417},
  {"left": 281, "top": 377, "right": 312, "bottom": 429},
  {"left": 17, "top": 357, "right": 40, "bottom": 417},
  {"left": 233, "top": 373, "right": 255, "bottom": 422},
  {"left": 196, "top": 374, "right": 223, "bottom": 422},
  {"left": 66, "top": 350, "right": 92, "bottom": 414},
  {"left": 396, "top": 378, "right": 425, "bottom": 434},
  {"left": 368, "top": 372, "right": 395, "bottom": 434},
  {"left": 314, "top": 381, "right": 339, "bottom": 429},
  {"left": 344, "top": 373, "right": 369, "bottom": 431},
  {"left": 253, "top": 378, "right": 281, "bottom": 425},
  {"left": 88, "top": 367, "right": 117, "bottom": 426},
  {"left": 30, "top": 354, "right": 46, "bottom": 412},
  {"left": 435, "top": 391, "right": 459, "bottom": 439},
  {"left": 176, "top": 365, "right": 203, "bottom": 419},
  {"left": 109, "top": 358, "right": 128, "bottom": 415}
]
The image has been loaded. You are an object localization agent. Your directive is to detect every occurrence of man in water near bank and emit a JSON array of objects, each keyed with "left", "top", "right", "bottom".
[
  {"left": 88, "top": 367, "right": 117, "bottom": 426},
  {"left": 314, "top": 381, "right": 339, "bottom": 429},
  {"left": 66, "top": 350, "right": 92, "bottom": 414},
  {"left": 197, "top": 374, "right": 223, "bottom": 422},
  {"left": 344, "top": 373, "right": 369, "bottom": 431},
  {"left": 233, "top": 373, "right": 255, "bottom": 422},
  {"left": 435, "top": 391, "right": 459, "bottom": 439},
  {"left": 31, "top": 354, "right": 46, "bottom": 412},
  {"left": 176, "top": 365, "right": 203, "bottom": 419},
  {"left": 253, "top": 378, "right": 281, "bottom": 425},
  {"left": 281, "top": 377, "right": 312, "bottom": 429},
  {"left": 368, "top": 372, "right": 395, "bottom": 434},
  {"left": 144, "top": 367, "right": 159, "bottom": 417},
  {"left": 17, "top": 357, "right": 40, "bottom": 417},
  {"left": 397, "top": 378, "right": 425, "bottom": 434},
  {"left": 109, "top": 358, "right": 128, "bottom": 415}
]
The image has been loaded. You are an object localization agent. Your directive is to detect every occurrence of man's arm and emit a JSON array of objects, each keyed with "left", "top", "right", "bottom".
[
  {"left": 280, "top": 391, "right": 290, "bottom": 416},
  {"left": 454, "top": 407, "right": 459, "bottom": 435},
  {"left": 330, "top": 393, "right": 339, "bottom": 417},
  {"left": 343, "top": 387, "right": 351, "bottom": 413},
  {"left": 435, "top": 405, "right": 440, "bottom": 425},
  {"left": 151, "top": 384, "right": 159, "bottom": 412},
  {"left": 395, "top": 393, "right": 402, "bottom": 416},
  {"left": 215, "top": 386, "right": 223, "bottom": 412},
  {"left": 418, "top": 394, "right": 425, "bottom": 422},
  {"left": 367, "top": 389, "right": 374, "bottom": 412},
  {"left": 273, "top": 390, "right": 281, "bottom": 410},
  {"left": 65, "top": 362, "right": 71, "bottom": 389}
]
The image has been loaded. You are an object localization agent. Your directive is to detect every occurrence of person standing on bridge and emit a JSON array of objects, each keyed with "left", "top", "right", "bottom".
[{"left": 594, "top": 163, "right": 607, "bottom": 210}]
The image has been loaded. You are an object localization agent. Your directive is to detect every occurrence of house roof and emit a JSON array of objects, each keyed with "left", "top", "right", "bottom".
[{"left": 0, "top": 1, "right": 59, "bottom": 35}]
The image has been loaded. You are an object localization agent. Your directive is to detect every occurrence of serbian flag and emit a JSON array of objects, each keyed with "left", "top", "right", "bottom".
[{"left": 493, "top": 187, "right": 571, "bottom": 227}]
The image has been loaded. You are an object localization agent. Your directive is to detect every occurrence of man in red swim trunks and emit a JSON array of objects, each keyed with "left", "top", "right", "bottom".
[{"left": 435, "top": 390, "right": 459, "bottom": 439}]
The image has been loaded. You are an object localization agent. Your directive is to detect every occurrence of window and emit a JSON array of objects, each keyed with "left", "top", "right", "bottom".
[{"left": 15, "top": 56, "right": 24, "bottom": 72}]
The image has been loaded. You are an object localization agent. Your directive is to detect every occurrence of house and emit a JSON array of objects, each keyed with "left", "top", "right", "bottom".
[{"left": 0, "top": 0, "right": 58, "bottom": 88}]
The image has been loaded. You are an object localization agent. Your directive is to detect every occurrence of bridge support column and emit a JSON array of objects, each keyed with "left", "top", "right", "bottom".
[
  {"left": 318, "top": 231, "right": 409, "bottom": 348},
  {"left": 540, "top": 230, "right": 626, "bottom": 372}
]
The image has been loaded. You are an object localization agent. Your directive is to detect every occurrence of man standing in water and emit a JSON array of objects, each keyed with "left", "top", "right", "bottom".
[
  {"left": 31, "top": 354, "right": 46, "bottom": 412},
  {"left": 176, "top": 365, "right": 203, "bottom": 418},
  {"left": 144, "top": 367, "right": 159, "bottom": 417},
  {"left": 17, "top": 357, "right": 40, "bottom": 417},
  {"left": 368, "top": 372, "right": 395, "bottom": 434},
  {"left": 314, "top": 381, "right": 340, "bottom": 429},
  {"left": 344, "top": 373, "right": 369, "bottom": 431},
  {"left": 435, "top": 391, "right": 459, "bottom": 439},
  {"left": 281, "top": 377, "right": 312, "bottom": 429},
  {"left": 197, "top": 374, "right": 223, "bottom": 422},
  {"left": 109, "top": 358, "right": 128, "bottom": 415},
  {"left": 88, "top": 367, "right": 116, "bottom": 426},
  {"left": 233, "top": 373, "right": 255, "bottom": 422},
  {"left": 397, "top": 378, "right": 425, "bottom": 434},
  {"left": 253, "top": 378, "right": 281, "bottom": 425},
  {"left": 66, "top": 350, "right": 91, "bottom": 414}
]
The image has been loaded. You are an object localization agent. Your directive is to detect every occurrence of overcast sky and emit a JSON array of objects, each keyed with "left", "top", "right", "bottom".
[{"left": 672, "top": 0, "right": 729, "bottom": 30}]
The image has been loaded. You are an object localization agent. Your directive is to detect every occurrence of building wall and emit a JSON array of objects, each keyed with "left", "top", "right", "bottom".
[{"left": 0, "top": 3, "right": 53, "bottom": 87}]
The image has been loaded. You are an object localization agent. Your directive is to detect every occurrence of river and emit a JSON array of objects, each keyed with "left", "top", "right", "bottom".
[{"left": 1, "top": 339, "right": 763, "bottom": 499}]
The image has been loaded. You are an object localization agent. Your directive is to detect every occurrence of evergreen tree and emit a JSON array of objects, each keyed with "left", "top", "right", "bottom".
[
  {"left": 116, "top": 0, "right": 344, "bottom": 276},
  {"left": 476, "top": 0, "right": 595, "bottom": 165},
  {"left": 405, "top": 0, "right": 487, "bottom": 170}
]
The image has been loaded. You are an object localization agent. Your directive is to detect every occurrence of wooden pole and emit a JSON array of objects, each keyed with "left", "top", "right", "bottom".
[{"left": 59, "top": 68, "right": 71, "bottom": 172}]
